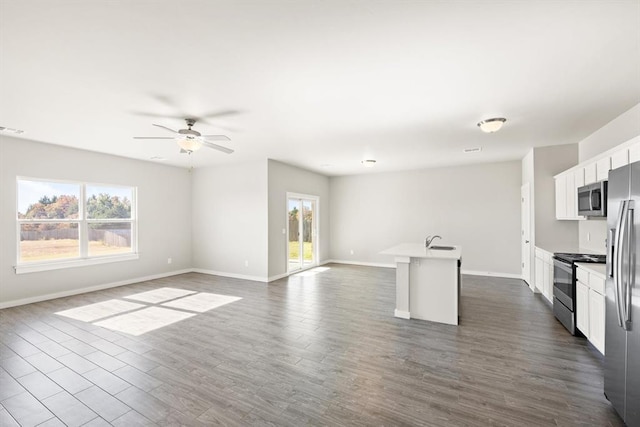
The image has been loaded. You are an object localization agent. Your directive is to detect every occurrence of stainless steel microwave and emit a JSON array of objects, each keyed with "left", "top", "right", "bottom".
[{"left": 577, "top": 181, "right": 607, "bottom": 217}]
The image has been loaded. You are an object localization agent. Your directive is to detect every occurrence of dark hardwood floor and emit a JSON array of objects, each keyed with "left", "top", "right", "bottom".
[{"left": 0, "top": 264, "right": 624, "bottom": 426}]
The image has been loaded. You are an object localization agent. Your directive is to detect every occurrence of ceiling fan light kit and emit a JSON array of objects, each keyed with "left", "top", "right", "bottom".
[
  {"left": 477, "top": 117, "right": 506, "bottom": 133},
  {"left": 177, "top": 136, "right": 203, "bottom": 153}
]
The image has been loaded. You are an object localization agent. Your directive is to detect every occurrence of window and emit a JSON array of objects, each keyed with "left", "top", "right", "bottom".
[{"left": 16, "top": 178, "right": 137, "bottom": 273}]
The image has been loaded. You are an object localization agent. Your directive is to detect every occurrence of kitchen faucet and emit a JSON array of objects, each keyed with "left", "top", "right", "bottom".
[{"left": 425, "top": 235, "right": 441, "bottom": 248}]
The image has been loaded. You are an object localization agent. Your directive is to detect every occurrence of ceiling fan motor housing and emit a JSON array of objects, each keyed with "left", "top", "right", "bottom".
[{"left": 179, "top": 118, "right": 201, "bottom": 137}]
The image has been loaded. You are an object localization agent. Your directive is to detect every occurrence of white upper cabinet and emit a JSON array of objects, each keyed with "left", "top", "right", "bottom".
[
  {"left": 629, "top": 141, "right": 640, "bottom": 163},
  {"left": 555, "top": 135, "right": 640, "bottom": 221},
  {"left": 596, "top": 157, "right": 611, "bottom": 182},
  {"left": 565, "top": 172, "right": 576, "bottom": 218},
  {"left": 584, "top": 162, "right": 597, "bottom": 184},
  {"left": 555, "top": 174, "right": 567, "bottom": 219},
  {"left": 611, "top": 149, "right": 629, "bottom": 170},
  {"left": 555, "top": 172, "right": 582, "bottom": 220},
  {"left": 575, "top": 168, "right": 585, "bottom": 188}
]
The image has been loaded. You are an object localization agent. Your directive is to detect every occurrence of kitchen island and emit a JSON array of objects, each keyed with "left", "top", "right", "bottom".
[{"left": 380, "top": 243, "right": 462, "bottom": 325}]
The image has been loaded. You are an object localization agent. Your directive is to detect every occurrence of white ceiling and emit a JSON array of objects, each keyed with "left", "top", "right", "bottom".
[{"left": 1, "top": 1, "right": 639, "bottom": 176}]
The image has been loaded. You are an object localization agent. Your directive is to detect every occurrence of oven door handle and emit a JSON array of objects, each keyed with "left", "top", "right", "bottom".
[{"left": 614, "top": 200, "right": 627, "bottom": 328}]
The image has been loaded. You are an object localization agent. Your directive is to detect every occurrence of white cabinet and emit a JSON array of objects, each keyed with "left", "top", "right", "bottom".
[
  {"left": 555, "top": 172, "right": 583, "bottom": 220},
  {"left": 555, "top": 175, "right": 567, "bottom": 219},
  {"left": 576, "top": 281, "right": 589, "bottom": 334},
  {"left": 629, "top": 141, "right": 640, "bottom": 163},
  {"left": 589, "top": 290, "right": 605, "bottom": 354},
  {"left": 611, "top": 149, "right": 629, "bottom": 170},
  {"left": 575, "top": 265, "right": 606, "bottom": 355},
  {"left": 596, "top": 157, "right": 611, "bottom": 181},
  {"left": 535, "top": 247, "right": 554, "bottom": 303},
  {"left": 584, "top": 162, "right": 597, "bottom": 184}
]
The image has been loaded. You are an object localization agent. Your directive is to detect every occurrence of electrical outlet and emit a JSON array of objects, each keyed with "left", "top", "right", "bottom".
[
  {"left": 587, "top": 232, "right": 591, "bottom": 241},
  {"left": 350, "top": 249, "right": 354, "bottom": 255},
  {"left": 245, "top": 260, "right": 249, "bottom": 267},
  {"left": 282, "top": 228, "right": 286, "bottom": 234},
  {"left": 167, "top": 258, "right": 172, "bottom": 264}
]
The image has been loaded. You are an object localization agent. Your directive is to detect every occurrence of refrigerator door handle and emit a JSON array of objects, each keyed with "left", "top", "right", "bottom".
[
  {"left": 607, "top": 228, "right": 615, "bottom": 278},
  {"left": 614, "top": 200, "right": 627, "bottom": 328},
  {"left": 624, "top": 203, "right": 634, "bottom": 330}
]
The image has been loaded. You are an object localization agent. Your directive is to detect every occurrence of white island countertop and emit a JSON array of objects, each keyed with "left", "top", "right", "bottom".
[{"left": 380, "top": 243, "right": 462, "bottom": 260}]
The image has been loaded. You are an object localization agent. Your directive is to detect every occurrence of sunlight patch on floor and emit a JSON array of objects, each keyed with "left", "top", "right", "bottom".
[
  {"left": 55, "top": 299, "right": 145, "bottom": 322},
  {"left": 124, "top": 287, "right": 197, "bottom": 303},
  {"left": 294, "top": 266, "right": 331, "bottom": 277},
  {"left": 161, "top": 293, "right": 242, "bottom": 313},
  {"left": 94, "top": 306, "right": 195, "bottom": 336},
  {"left": 55, "top": 288, "right": 242, "bottom": 336}
]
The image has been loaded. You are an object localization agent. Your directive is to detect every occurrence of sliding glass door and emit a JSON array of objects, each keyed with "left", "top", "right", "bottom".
[{"left": 287, "top": 195, "right": 317, "bottom": 273}]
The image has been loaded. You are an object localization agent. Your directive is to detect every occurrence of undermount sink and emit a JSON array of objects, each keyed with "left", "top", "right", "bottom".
[{"left": 428, "top": 245, "right": 455, "bottom": 250}]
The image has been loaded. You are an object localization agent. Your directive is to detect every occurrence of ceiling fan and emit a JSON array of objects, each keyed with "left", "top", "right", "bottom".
[{"left": 134, "top": 118, "right": 233, "bottom": 154}]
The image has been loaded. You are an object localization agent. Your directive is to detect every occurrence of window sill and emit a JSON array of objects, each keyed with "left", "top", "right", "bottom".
[{"left": 14, "top": 253, "right": 139, "bottom": 275}]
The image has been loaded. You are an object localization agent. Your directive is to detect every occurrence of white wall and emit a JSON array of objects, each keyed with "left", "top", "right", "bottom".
[
  {"left": 578, "top": 103, "right": 640, "bottom": 162},
  {"left": 0, "top": 136, "right": 192, "bottom": 306},
  {"left": 533, "top": 144, "right": 579, "bottom": 249},
  {"left": 329, "top": 161, "right": 522, "bottom": 276},
  {"left": 267, "top": 160, "right": 330, "bottom": 279},
  {"left": 191, "top": 161, "right": 268, "bottom": 280},
  {"left": 578, "top": 102, "right": 640, "bottom": 252}
]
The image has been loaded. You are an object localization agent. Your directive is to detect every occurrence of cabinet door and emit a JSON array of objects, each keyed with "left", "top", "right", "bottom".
[
  {"left": 596, "top": 157, "right": 611, "bottom": 182},
  {"left": 574, "top": 169, "right": 585, "bottom": 219},
  {"left": 629, "top": 141, "right": 640, "bottom": 163},
  {"left": 589, "top": 290, "right": 605, "bottom": 354},
  {"left": 543, "top": 262, "right": 552, "bottom": 302},
  {"left": 576, "top": 281, "right": 589, "bottom": 335},
  {"left": 555, "top": 175, "right": 567, "bottom": 219},
  {"left": 584, "top": 163, "right": 597, "bottom": 184},
  {"left": 566, "top": 172, "right": 576, "bottom": 218},
  {"left": 611, "top": 149, "right": 629, "bottom": 170},
  {"left": 535, "top": 256, "right": 544, "bottom": 293}
]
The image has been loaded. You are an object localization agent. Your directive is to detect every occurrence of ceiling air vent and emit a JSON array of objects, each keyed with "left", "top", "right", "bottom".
[
  {"left": 463, "top": 147, "right": 482, "bottom": 153},
  {"left": 0, "top": 126, "right": 24, "bottom": 134}
]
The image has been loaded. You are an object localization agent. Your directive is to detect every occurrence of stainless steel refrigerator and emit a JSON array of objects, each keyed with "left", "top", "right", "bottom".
[{"left": 606, "top": 162, "right": 640, "bottom": 426}]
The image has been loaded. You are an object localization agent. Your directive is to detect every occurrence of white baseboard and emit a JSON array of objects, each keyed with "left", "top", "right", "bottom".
[
  {"left": 325, "top": 259, "right": 396, "bottom": 269},
  {"left": 191, "top": 268, "right": 268, "bottom": 283},
  {"left": 267, "top": 272, "right": 289, "bottom": 282},
  {"left": 394, "top": 309, "right": 410, "bottom": 319},
  {"left": 462, "top": 270, "right": 523, "bottom": 280},
  {"left": 0, "top": 269, "right": 193, "bottom": 309}
]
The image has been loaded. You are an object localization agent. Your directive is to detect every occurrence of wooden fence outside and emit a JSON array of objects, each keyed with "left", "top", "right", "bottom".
[
  {"left": 288, "top": 218, "right": 313, "bottom": 242},
  {"left": 20, "top": 228, "right": 130, "bottom": 247}
]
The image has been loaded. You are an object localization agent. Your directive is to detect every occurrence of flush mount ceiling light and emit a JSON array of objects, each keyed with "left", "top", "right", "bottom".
[
  {"left": 477, "top": 117, "right": 506, "bottom": 133},
  {"left": 362, "top": 159, "right": 377, "bottom": 167}
]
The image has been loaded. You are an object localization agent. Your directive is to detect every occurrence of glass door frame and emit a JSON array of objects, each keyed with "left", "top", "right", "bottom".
[{"left": 286, "top": 192, "right": 319, "bottom": 273}]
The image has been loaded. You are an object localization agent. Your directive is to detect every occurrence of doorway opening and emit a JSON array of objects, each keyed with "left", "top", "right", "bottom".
[{"left": 287, "top": 194, "right": 318, "bottom": 273}]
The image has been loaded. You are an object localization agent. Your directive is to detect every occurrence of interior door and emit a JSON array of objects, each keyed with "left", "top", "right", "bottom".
[
  {"left": 287, "top": 195, "right": 318, "bottom": 273},
  {"left": 521, "top": 183, "right": 532, "bottom": 288}
]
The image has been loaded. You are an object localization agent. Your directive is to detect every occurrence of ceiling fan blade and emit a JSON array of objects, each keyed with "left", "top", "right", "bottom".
[
  {"left": 198, "top": 109, "right": 241, "bottom": 119},
  {"left": 201, "top": 135, "right": 231, "bottom": 141},
  {"left": 152, "top": 124, "right": 178, "bottom": 133},
  {"left": 202, "top": 141, "right": 234, "bottom": 154},
  {"left": 131, "top": 111, "right": 190, "bottom": 119},
  {"left": 180, "top": 149, "right": 189, "bottom": 154},
  {"left": 133, "top": 136, "right": 175, "bottom": 139}
]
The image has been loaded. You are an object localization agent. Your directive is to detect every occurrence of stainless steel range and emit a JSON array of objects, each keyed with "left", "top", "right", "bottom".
[{"left": 552, "top": 252, "right": 606, "bottom": 335}]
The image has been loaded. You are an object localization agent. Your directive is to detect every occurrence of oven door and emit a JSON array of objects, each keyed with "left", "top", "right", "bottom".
[{"left": 553, "top": 258, "right": 574, "bottom": 310}]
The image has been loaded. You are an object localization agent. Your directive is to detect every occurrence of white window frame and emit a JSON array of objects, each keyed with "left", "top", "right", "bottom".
[{"left": 15, "top": 177, "right": 139, "bottom": 274}]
